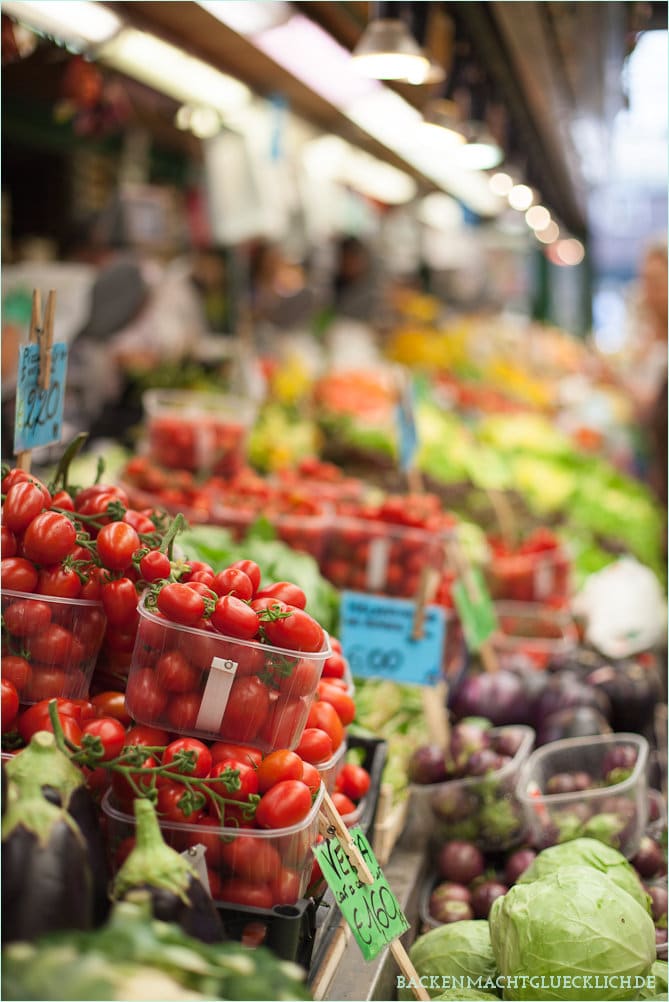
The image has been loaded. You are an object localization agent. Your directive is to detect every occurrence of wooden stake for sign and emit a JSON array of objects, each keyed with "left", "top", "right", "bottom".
[
  {"left": 485, "top": 486, "right": 517, "bottom": 549},
  {"left": 15, "top": 289, "right": 56, "bottom": 473},
  {"left": 421, "top": 678, "right": 450, "bottom": 748},
  {"left": 411, "top": 563, "right": 440, "bottom": 640},
  {"left": 390, "top": 939, "right": 431, "bottom": 1001}
]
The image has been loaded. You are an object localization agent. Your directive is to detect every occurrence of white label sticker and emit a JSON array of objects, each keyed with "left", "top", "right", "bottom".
[
  {"left": 534, "top": 558, "right": 555, "bottom": 600},
  {"left": 194, "top": 656, "right": 238, "bottom": 733},
  {"left": 367, "top": 536, "right": 391, "bottom": 591}
]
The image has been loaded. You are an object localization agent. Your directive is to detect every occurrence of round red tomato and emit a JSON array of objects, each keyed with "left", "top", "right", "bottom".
[
  {"left": 50, "top": 489, "right": 75, "bottom": 511},
  {"left": 17, "top": 700, "right": 82, "bottom": 745},
  {"left": 123, "top": 509, "right": 155, "bottom": 535},
  {"left": 331, "top": 791, "right": 356, "bottom": 817},
  {"left": 3, "top": 480, "right": 50, "bottom": 532},
  {"left": 187, "top": 816, "right": 224, "bottom": 866},
  {"left": 81, "top": 716, "right": 126, "bottom": 761},
  {"left": 220, "top": 836, "right": 281, "bottom": 882},
  {"left": 36, "top": 565, "right": 82, "bottom": 599},
  {"left": 295, "top": 727, "right": 333, "bottom": 765},
  {"left": 3, "top": 597, "right": 51, "bottom": 636},
  {"left": 155, "top": 650, "right": 201, "bottom": 693},
  {"left": 216, "top": 878, "right": 273, "bottom": 909},
  {"left": 1, "top": 525, "right": 17, "bottom": 558},
  {"left": 210, "top": 742, "right": 262, "bottom": 769},
  {"left": 317, "top": 682, "right": 356, "bottom": 726},
  {"left": 91, "top": 691, "right": 131, "bottom": 726},
  {"left": 163, "top": 737, "right": 212, "bottom": 778},
  {"left": 255, "top": 581, "right": 307, "bottom": 610},
  {"left": 258, "top": 697, "right": 308, "bottom": 750},
  {"left": 166, "top": 692, "right": 202, "bottom": 731},
  {"left": 96, "top": 521, "right": 140, "bottom": 572},
  {"left": 209, "top": 758, "right": 258, "bottom": 804},
  {"left": 22, "top": 512, "right": 76, "bottom": 565},
  {"left": 229, "top": 559, "right": 261, "bottom": 594},
  {"left": 79, "top": 565, "right": 104, "bottom": 601},
  {"left": 139, "top": 549, "right": 171, "bottom": 583},
  {"left": 262, "top": 607, "right": 325, "bottom": 654},
  {"left": 111, "top": 755, "right": 158, "bottom": 810},
  {"left": 26, "top": 624, "right": 82, "bottom": 666},
  {"left": 101, "top": 577, "right": 138, "bottom": 628},
  {"left": 1, "top": 678, "right": 19, "bottom": 732},
  {"left": 211, "top": 567, "right": 254, "bottom": 601},
  {"left": 255, "top": 779, "right": 312, "bottom": 829},
  {"left": 256, "top": 749, "right": 303, "bottom": 792},
  {"left": 125, "top": 667, "right": 168, "bottom": 721},
  {"left": 300, "top": 761, "right": 322, "bottom": 794},
  {"left": 321, "top": 652, "right": 347, "bottom": 679},
  {"left": 277, "top": 658, "right": 319, "bottom": 698},
  {"left": 210, "top": 595, "right": 259, "bottom": 641},
  {"left": 270, "top": 866, "right": 301, "bottom": 906},
  {"left": 156, "top": 780, "right": 205, "bottom": 825},
  {"left": 1, "top": 557, "right": 38, "bottom": 593},
  {"left": 220, "top": 676, "right": 270, "bottom": 743},
  {"left": 2, "top": 655, "right": 32, "bottom": 693},
  {"left": 124, "top": 724, "right": 170, "bottom": 748},
  {"left": 306, "top": 700, "right": 344, "bottom": 751},
  {"left": 336, "top": 763, "right": 371, "bottom": 802},
  {"left": 157, "top": 582, "right": 205, "bottom": 626}
]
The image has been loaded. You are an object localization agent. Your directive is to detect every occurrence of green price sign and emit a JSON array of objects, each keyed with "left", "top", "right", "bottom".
[
  {"left": 313, "top": 828, "right": 409, "bottom": 961},
  {"left": 452, "top": 567, "right": 498, "bottom": 652}
]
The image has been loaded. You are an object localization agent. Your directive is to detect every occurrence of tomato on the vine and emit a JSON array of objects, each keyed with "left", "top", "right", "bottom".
[
  {"left": 209, "top": 758, "right": 258, "bottom": 802},
  {"left": 156, "top": 582, "right": 205, "bottom": 626},
  {"left": 162, "top": 737, "right": 212, "bottom": 778},
  {"left": 81, "top": 716, "right": 126, "bottom": 761},
  {"left": 255, "top": 779, "right": 312, "bottom": 829},
  {"left": 37, "top": 565, "right": 82, "bottom": 600},
  {"left": 3, "top": 479, "right": 50, "bottom": 532},
  {"left": 139, "top": 549, "right": 171, "bottom": 582},
  {"left": 1, "top": 678, "right": 19, "bottom": 732},
  {"left": 96, "top": 521, "right": 140, "bottom": 572},
  {"left": 255, "top": 749, "right": 304, "bottom": 792},
  {"left": 156, "top": 780, "right": 205, "bottom": 824},
  {"left": 22, "top": 511, "right": 77, "bottom": 565},
  {"left": 210, "top": 741, "right": 262, "bottom": 769},
  {"left": 91, "top": 691, "right": 131, "bottom": 725},
  {"left": 50, "top": 489, "right": 75, "bottom": 512},
  {"left": 101, "top": 577, "right": 138, "bottom": 627},
  {"left": 124, "top": 724, "right": 170, "bottom": 748},
  {"left": 17, "top": 701, "right": 82, "bottom": 745}
]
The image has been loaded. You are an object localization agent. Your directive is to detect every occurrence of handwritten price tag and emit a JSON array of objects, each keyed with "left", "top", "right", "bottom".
[
  {"left": 14, "top": 342, "right": 67, "bottom": 452},
  {"left": 340, "top": 591, "right": 446, "bottom": 686},
  {"left": 452, "top": 566, "right": 497, "bottom": 652},
  {"left": 313, "top": 828, "right": 409, "bottom": 961}
]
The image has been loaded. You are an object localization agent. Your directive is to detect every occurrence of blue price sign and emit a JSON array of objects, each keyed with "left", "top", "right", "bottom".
[
  {"left": 340, "top": 590, "right": 446, "bottom": 686},
  {"left": 14, "top": 342, "right": 68, "bottom": 452},
  {"left": 395, "top": 379, "right": 418, "bottom": 472}
]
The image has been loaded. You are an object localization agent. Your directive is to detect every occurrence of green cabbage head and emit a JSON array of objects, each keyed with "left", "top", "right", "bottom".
[
  {"left": 517, "top": 837, "right": 650, "bottom": 913},
  {"left": 435, "top": 992, "right": 500, "bottom": 1001},
  {"left": 489, "top": 866, "right": 656, "bottom": 1001},
  {"left": 400, "top": 921, "right": 499, "bottom": 1000}
]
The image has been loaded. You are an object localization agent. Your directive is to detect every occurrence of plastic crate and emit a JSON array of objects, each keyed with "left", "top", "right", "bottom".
[
  {"left": 216, "top": 896, "right": 318, "bottom": 968},
  {"left": 491, "top": 601, "right": 579, "bottom": 670}
]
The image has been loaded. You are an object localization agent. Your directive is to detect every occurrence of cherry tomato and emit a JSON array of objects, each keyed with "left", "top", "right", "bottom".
[
  {"left": 255, "top": 779, "right": 312, "bottom": 829},
  {"left": 217, "top": 878, "right": 273, "bottom": 909},
  {"left": 22, "top": 666, "right": 68, "bottom": 702},
  {"left": 155, "top": 650, "right": 201, "bottom": 693},
  {"left": 270, "top": 866, "right": 301, "bottom": 906},
  {"left": 139, "top": 549, "right": 171, "bottom": 582},
  {"left": 210, "top": 595, "right": 259, "bottom": 641},
  {"left": 255, "top": 581, "right": 307, "bottom": 610},
  {"left": 220, "top": 677, "right": 270, "bottom": 743},
  {"left": 163, "top": 737, "right": 212, "bottom": 778},
  {"left": 125, "top": 667, "right": 168, "bottom": 721},
  {"left": 101, "top": 577, "right": 138, "bottom": 627},
  {"left": 317, "top": 683, "right": 356, "bottom": 727},
  {"left": 26, "top": 623, "right": 84, "bottom": 666},
  {"left": 96, "top": 521, "right": 140, "bottom": 572},
  {"left": 211, "top": 567, "right": 254, "bottom": 601},
  {"left": 322, "top": 652, "right": 347, "bottom": 679},
  {"left": 181, "top": 560, "right": 214, "bottom": 582},
  {"left": 1, "top": 678, "right": 19, "bottom": 732},
  {"left": 263, "top": 607, "right": 325, "bottom": 654},
  {"left": 111, "top": 754, "right": 158, "bottom": 811},
  {"left": 157, "top": 582, "right": 205, "bottom": 626},
  {"left": 229, "top": 559, "right": 261, "bottom": 594},
  {"left": 300, "top": 760, "right": 322, "bottom": 794},
  {"left": 295, "top": 727, "right": 333, "bottom": 765},
  {"left": 166, "top": 692, "right": 202, "bottom": 731},
  {"left": 91, "top": 691, "right": 132, "bottom": 725},
  {"left": 329, "top": 637, "right": 343, "bottom": 655},
  {"left": 84, "top": 765, "right": 112, "bottom": 800},
  {"left": 188, "top": 816, "right": 224, "bottom": 867},
  {"left": 332, "top": 791, "right": 356, "bottom": 817},
  {"left": 156, "top": 780, "right": 205, "bottom": 824},
  {"left": 2, "top": 655, "right": 32, "bottom": 693},
  {"left": 1, "top": 525, "right": 17, "bottom": 558},
  {"left": 50, "top": 489, "right": 75, "bottom": 511},
  {"left": 210, "top": 742, "right": 262, "bottom": 769},
  {"left": 36, "top": 564, "right": 82, "bottom": 599},
  {"left": 17, "top": 701, "right": 82, "bottom": 745},
  {"left": 220, "top": 836, "right": 281, "bottom": 882},
  {"left": 1, "top": 557, "right": 38, "bottom": 593},
  {"left": 124, "top": 724, "right": 170, "bottom": 748},
  {"left": 336, "top": 763, "right": 371, "bottom": 802},
  {"left": 277, "top": 659, "right": 319, "bottom": 698},
  {"left": 123, "top": 509, "right": 155, "bottom": 535},
  {"left": 209, "top": 758, "right": 258, "bottom": 805},
  {"left": 258, "top": 697, "right": 309, "bottom": 750},
  {"left": 2, "top": 468, "right": 34, "bottom": 493},
  {"left": 79, "top": 565, "right": 105, "bottom": 601},
  {"left": 256, "top": 749, "right": 303, "bottom": 792},
  {"left": 81, "top": 716, "right": 126, "bottom": 761},
  {"left": 74, "top": 484, "right": 128, "bottom": 523},
  {"left": 3, "top": 480, "right": 50, "bottom": 532},
  {"left": 185, "top": 581, "right": 216, "bottom": 600},
  {"left": 22, "top": 512, "right": 76, "bottom": 565},
  {"left": 306, "top": 700, "right": 344, "bottom": 751},
  {"left": 3, "top": 597, "right": 51, "bottom": 636}
]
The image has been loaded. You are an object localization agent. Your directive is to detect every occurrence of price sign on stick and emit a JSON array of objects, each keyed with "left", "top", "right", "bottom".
[
  {"left": 316, "top": 790, "right": 429, "bottom": 1000},
  {"left": 13, "top": 289, "right": 66, "bottom": 462},
  {"left": 449, "top": 535, "right": 499, "bottom": 672}
]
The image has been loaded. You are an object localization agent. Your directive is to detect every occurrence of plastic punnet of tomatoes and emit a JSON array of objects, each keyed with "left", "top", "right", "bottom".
[
  {"left": 124, "top": 597, "right": 332, "bottom": 752},
  {"left": 490, "top": 601, "right": 579, "bottom": 671},
  {"left": 486, "top": 529, "right": 571, "bottom": 604},
  {"left": 143, "top": 390, "right": 256, "bottom": 477},
  {"left": 1, "top": 589, "right": 106, "bottom": 704},
  {"left": 101, "top": 783, "right": 324, "bottom": 908},
  {"left": 316, "top": 739, "right": 347, "bottom": 793}
]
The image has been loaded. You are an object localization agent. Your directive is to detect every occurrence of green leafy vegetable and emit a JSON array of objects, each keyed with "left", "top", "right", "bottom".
[{"left": 400, "top": 921, "right": 500, "bottom": 1000}]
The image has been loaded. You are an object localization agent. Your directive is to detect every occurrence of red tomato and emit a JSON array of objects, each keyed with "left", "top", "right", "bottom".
[
  {"left": 210, "top": 742, "right": 262, "bottom": 769},
  {"left": 256, "top": 749, "right": 304, "bottom": 792},
  {"left": 220, "top": 836, "right": 281, "bottom": 882},
  {"left": 300, "top": 760, "right": 321, "bottom": 794},
  {"left": 79, "top": 565, "right": 105, "bottom": 601},
  {"left": 91, "top": 691, "right": 131, "bottom": 725},
  {"left": 329, "top": 636, "right": 343, "bottom": 655},
  {"left": 229, "top": 559, "right": 261, "bottom": 594},
  {"left": 139, "top": 549, "right": 171, "bottom": 582},
  {"left": 27, "top": 623, "right": 84, "bottom": 667},
  {"left": 263, "top": 607, "right": 325, "bottom": 654},
  {"left": 181, "top": 560, "right": 214, "bottom": 582},
  {"left": 155, "top": 650, "right": 201, "bottom": 693},
  {"left": 1, "top": 678, "right": 19, "bottom": 732},
  {"left": 270, "top": 867, "right": 301, "bottom": 906},
  {"left": 111, "top": 754, "right": 158, "bottom": 810},
  {"left": 156, "top": 781, "right": 205, "bottom": 824},
  {"left": 1, "top": 557, "right": 38, "bottom": 593},
  {"left": 255, "top": 779, "right": 312, "bottom": 829},
  {"left": 277, "top": 659, "right": 319, "bottom": 698},
  {"left": 1, "top": 525, "right": 17, "bottom": 558},
  {"left": 317, "top": 683, "right": 356, "bottom": 726},
  {"left": 163, "top": 737, "right": 212, "bottom": 778},
  {"left": 321, "top": 652, "right": 347, "bottom": 679},
  {"left": 188, "top": 816, "right": 224, "bottom": 867},
  {"left": 306, "top": 700, "right": 344, "bottom": 751},
  {"left": 50, "top": 489, "right": 75, "bottom": 511},
  {"left": 220, "top": 677, "right": 270, "bottom": 743},
  {"left": 258, "top": 697, "right": 308, "bottom": 750},
  {"left": 210, "top": 595, "right": 259, "bottom": 641},
  {"left": 84, "top": 765, "right": 111, "bottom": 800},
  {"left": 125, "top": 667, "right": 168, "bottom": 721},
  {"left": 187, "top": 570, "right": 216, "bottom": 589},
  {"left": 81, "top": 716, "right": 126, "bottom": 761},
  {"left": 157, "top": 582, "right": 205, "bottom": 626},
  {"left": 74, "top": 484, "right": 128, "bottom": 523},
  {"left": 3, "top": 480, "right": 50, "bottom": 532},
  {"left": 207, "top": 639, "right": 265, "bottom": 678},
  {"left": 166, "top": 692, "right": 202, "bottom": 731},
  {"left": 209, "top": 758, "right": 258, "bottom": 805},
  {"left": 295, "top": 727, "right": 333, "bottom": 765},
  {"left": 124, "top": 724, "right": 169, "bottom": 748},
  {"left": 17, "top": 701, "right": 82, "bottom": 745},
  {"left": 96, "top": 522, "right": 140, "bottom": 572},
  {"left": 3, "top": 597, "right": 51, "bottom": 636},
  {"left": 36, "top": 565, "right": 82, "bottom": 599},
  {"left": 22, "top": 512, "right": 77, "bottom": 565},
  {"left": 332, "top": 791, "right": 356, "bottom": 817},
  {"left": 217, "top": 879, "right": 273, "bottom": 909},
  {"left": 336, "top": 763, "right": 371, "bottom": 802},
  {"left": 2, "top": 655, "right": 32, "bottom": 693},
  {"left": 122, "top": 510, "right": 154, "bottom": 535},
  {"left": 22, "top": 666, "right": 68, "bottom": 702},
  {"left": 255, "top": 582, "right": 307, "bottom": 610},
  {"left": 101, "top": 577, "right": 139, "bottom": 628},
  {"left": 2, "top": 468, "right": 34, "bottom": 494},
  {"left": 211, "top": 567, "right": 254, "bottom": 601}
]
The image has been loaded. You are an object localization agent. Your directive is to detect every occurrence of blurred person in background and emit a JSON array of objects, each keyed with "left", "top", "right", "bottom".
[
  {"left": 247, "top": 239, "right": 314, "bottom": 335},
  {"left": 331, "top": 234, "right": 382, "bottom": 324}
]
